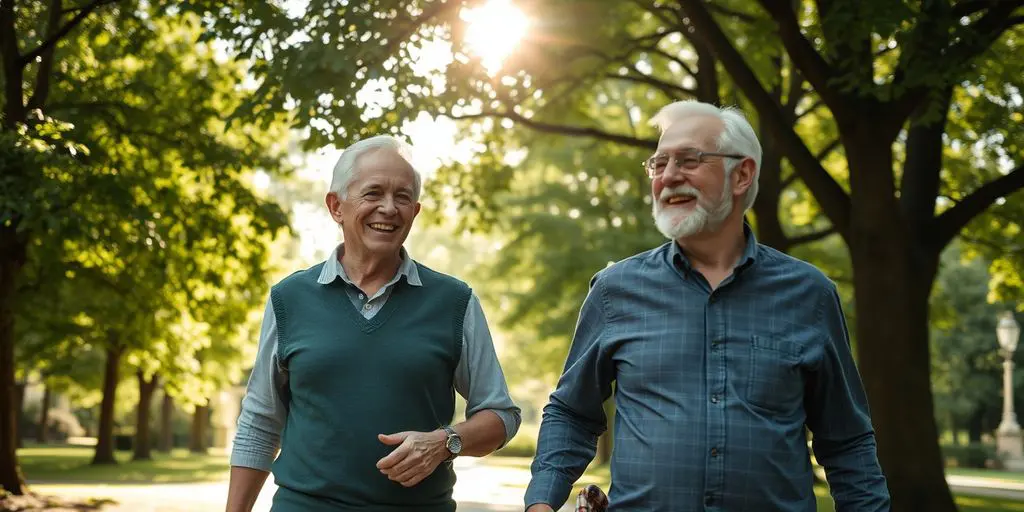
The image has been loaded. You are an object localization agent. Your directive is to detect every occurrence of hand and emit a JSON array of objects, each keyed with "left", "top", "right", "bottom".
[
  {"left": 376, "top": 430, "right": 449, "bottom": 487},
  {"left": 525, "top": 505, "right": 555, "bottom": 512}
]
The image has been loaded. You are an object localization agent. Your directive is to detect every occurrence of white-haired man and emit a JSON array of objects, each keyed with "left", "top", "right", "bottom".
[
  {"left": 226, "top": 135, "right": 521, "bottom": 512},
  {"left": 525, "top": 101, "right": 890, "bottom": 511}
]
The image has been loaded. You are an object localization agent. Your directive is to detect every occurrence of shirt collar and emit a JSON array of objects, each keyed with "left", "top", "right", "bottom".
[
  {"left": 316, "top": 244, "right": 422, "bottom": 287},
  {"left": 671, "top": 221, "right": 760, "bottom": 274}
]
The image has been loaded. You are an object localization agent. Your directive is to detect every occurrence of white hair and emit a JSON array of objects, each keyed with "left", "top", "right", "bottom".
[
  {"left": 328, "top": 135, "right": 422, "bottom": 199},
  {"left": 649, "top": 100, "right": 762, "bottom": 212}
]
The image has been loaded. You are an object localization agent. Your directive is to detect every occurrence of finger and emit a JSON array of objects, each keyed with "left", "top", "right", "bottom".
[
  {"left": 396, "top": 466, "right": 429, "bottom": 488},
  {"left": 377, "top": 432, "right": 408, "bottom": 446},
  {"left": 376, "top": 443, "right": 410, "bottom": 470},
  {"left": 384, "top": 451, "right": 419, "bottom": 477}
]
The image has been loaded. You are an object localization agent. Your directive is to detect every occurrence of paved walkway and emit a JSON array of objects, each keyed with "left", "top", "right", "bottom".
[
  {"left": 31, "top": 458, "right": 573, "bottom": 512},
  {"left": 947, "top": 474, "right": 1024, "bottom": 501},
  {"left": 30, "top": 459, "right": 1024, "bottom": 511}
]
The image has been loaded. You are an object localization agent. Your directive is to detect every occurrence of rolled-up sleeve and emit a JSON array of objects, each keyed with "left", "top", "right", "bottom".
[
  {"left": 806, "top": 284, "right": 891, "bottom": 511},
  {"left": 230, "top": 297, "right": 288, "bottom": 472},
  {"left": 454, "top": 293, "right": 522, "bottom": 445}
]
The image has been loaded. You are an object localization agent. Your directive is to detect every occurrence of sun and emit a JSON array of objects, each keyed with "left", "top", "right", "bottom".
[{"left": 460, "top": 0, "right": 529, "bottom": 75}]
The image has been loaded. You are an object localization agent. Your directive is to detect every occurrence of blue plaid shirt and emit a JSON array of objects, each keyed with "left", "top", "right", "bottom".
[{"left": 525, "top": 228, "right": 890, "bottom": 511}]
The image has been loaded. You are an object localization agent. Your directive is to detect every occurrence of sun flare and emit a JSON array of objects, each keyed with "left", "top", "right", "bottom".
[{"left": 461, "top": 0, "right": 529, "bottom": 75}]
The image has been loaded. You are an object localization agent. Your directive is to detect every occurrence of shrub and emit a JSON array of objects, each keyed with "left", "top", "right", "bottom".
[{"left": 941, "top": 442, "right": 998, "bottom": 469}]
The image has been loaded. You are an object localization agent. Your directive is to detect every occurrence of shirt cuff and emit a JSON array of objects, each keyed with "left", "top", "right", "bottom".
[
  {"left": 524, "top": 470, "right": 576, "bottom": 511},
  {"left": 488, "top": 407, "right": 522, "bottom": 448},
  {"left": 229, "top": 446, "right": 275, "bottom": 472}
]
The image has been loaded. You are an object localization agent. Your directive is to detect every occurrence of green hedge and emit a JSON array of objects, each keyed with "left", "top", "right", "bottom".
[
  {"left": 495, "top": 434, "right": 537, "bottom": 458},
  {"left": 942, "top": 443, "right": 999, "bottom": 469}
]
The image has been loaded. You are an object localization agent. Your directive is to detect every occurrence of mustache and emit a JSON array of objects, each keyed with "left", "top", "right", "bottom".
[{"left": 659, "top": 185, "right": 702, "bottom": 201}]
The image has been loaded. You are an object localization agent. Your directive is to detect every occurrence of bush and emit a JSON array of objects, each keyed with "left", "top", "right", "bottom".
[
  {"left": 942, "top": 442, "right": 999, "bottom": 469},
  {"left": 495, "top": 433, "right": 536, "bottom": 458}
]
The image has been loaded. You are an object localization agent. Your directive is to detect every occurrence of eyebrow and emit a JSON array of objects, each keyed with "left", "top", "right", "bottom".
[{"left": 654, "top": 146, "right": 701, "bottom": 155}]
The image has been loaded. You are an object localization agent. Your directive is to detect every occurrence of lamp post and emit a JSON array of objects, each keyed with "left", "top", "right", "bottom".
[{"left": 997, "top": 311, "right": 1024, "bottom": 470}]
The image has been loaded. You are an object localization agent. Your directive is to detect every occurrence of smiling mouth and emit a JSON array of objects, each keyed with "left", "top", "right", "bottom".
[
  {"left": 367, "top": 223, "right": 397, "bottom": 233},
  {"left": 665, "top": 196, "right": 697, "bottom": 206}
]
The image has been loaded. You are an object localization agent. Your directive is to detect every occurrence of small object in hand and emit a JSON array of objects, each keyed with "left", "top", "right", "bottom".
[{"left": 575, "top": 484, "right": 608, "bottom": 512}]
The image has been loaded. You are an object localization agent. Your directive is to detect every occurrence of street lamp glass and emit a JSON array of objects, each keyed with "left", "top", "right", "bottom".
[{"left": 998, "top": 312, "right": 1021, "bottom": 353}]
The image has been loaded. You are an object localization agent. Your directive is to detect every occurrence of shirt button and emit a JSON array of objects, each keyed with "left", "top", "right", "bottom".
[
  {"left": 358, "top": 293, "right": 365, "bottom": 300},
  {"left": 363, "top": 303, "right": 372, "bottom": 310},
  {"left": 710, "top": 447, "right": 719, "bottom": 457},
  {"left": 711, "top": 394, "right": 720, "bottom": 404}
]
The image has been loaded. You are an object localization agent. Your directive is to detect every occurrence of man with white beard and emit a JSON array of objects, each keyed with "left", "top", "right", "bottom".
[{"left": 524, "top": 101, "right": 891, "bottom": 512}]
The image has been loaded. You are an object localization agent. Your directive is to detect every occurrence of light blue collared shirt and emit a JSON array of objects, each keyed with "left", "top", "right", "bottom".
[{"left": 231, "top": 245, "right": 522, "bottom": 471}]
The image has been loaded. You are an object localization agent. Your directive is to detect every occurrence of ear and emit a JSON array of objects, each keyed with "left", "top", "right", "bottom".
[
  {"left": 730, "top": 158, "right": 756, "bottom": 198},
  {"left": 325, "top": 192, "right": 345, "bottom": 225}
]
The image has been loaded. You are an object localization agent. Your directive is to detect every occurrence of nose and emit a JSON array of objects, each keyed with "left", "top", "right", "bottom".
[
  {"left": 659, "top": 165, "right": 689, "bottom": 187},
  {"left": 378, "top": 195, "right": 398, "bottom": 215}
]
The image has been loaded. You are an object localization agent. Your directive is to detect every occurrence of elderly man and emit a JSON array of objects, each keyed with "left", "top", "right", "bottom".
[
  {"left": 524, "top": 101, "right": 890, "bottom": 511},
  {"left": 226, "top": 135, "right": 521, "bottom": 512}
]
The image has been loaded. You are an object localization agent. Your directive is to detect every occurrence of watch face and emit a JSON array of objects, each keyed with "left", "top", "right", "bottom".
[{"left": 447, "top": 435, "right": 463, "bottom": 454}]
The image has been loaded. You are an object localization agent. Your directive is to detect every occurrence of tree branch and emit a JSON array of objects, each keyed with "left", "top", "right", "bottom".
[
  {"left": 959, "top": 234, "right": 1023, "bottom": 255},
  {"left": 644, "top": 46, "right": 698, "bottom": 78},
  {"left": 449, "top": 110, "right": 657, "bottom": 150},
  {"left": 900, "top": 87, "right": 952, "bottom": 234},
  {"left": 605, "top": 70, "right": 694, "bottom": 100},
  {"left": 933, "top": 163, "right": 1024, "bottom": 248},
  {"left": 780, "top": 172, "right": 798, "bottom": 191},
  {"left": 676, "top": 0, "right": 852, "bottom": 236},
  {"left": 795, "top": 98, "right": 825, "bottom": 119},
  {"left": 707, "top": 3, "right": 762, "bottom": 24},
  {"left": 0, "top": 0, "right": 25, "bottom": 126},
  {"left": 20, "top": 0, "right": 119, "bottom": 64},
  {"left": 754, "top": 0, "right": 844, "bottom": 113},
  {"left": 787, "top": 227, "right": 836, "bottom": 246},
  {"left": 26, "top": 0, "right": 64, "bottom": 111},
  {"left": 816, "top": 138, "right": 843, "bottom": 160}
]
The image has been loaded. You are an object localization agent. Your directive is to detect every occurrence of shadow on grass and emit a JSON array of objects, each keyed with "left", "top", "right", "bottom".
[
  {"left": 0, "top": 491, "right": 116, "bottom": 511},
  {"left": 18, "top": 445, "right": 229, "bottom": 484}
]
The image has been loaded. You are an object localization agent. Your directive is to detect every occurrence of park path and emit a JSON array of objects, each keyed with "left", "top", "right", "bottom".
[
  {"left": 30, "top": 457, "right": 574, "bottom": 512},
  {"left": 31, "top": 459, "right": 1024, "bottom": 511}
]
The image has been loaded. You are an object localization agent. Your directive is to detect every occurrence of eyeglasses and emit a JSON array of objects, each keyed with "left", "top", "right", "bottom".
[{"left": 642, "top": 149, "right": 746, "bottom": 178}]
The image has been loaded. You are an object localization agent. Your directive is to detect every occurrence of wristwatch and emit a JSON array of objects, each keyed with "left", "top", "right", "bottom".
[{"left": 442, "top": 425, "right": 462, "bottom": 461}]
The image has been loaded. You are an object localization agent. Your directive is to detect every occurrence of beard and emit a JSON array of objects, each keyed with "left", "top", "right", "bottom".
[{"left": 652, "top": 182, "right": 733, "bottom": 240}]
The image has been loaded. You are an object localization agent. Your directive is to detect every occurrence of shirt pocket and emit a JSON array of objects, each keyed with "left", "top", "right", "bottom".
[{"left": 745, "top": 335, "right": 804, "bottom": 413}]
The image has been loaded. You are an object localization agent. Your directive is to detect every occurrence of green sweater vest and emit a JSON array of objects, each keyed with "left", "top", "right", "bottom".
[{"left": 268, "top": 261, "right": 471, "bottom": 511}]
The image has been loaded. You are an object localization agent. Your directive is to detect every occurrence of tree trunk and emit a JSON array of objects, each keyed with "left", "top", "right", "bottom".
[
  {"left": 37, "top": 384, "right": 51, "bottom": 444},
  {"left": 751, "top": 130, "right": 790, "bottom": 252},
  {"left": 0, "top": 230, "right": 27, "bottom": 494},
  {"left": 92, "top": 342, "right": 123, "bottom": 465},
  {"left": 158, "top": 389, "right": 173, "bottom": 453},
  {"left": 14, "top": 381, "right": 25, "bottom": 448},
  {"left": 190, "top": 402, "right": 208, "bottom": 454},
  {"left": 968, "top": 408, "right": 985, "bottom": 443},
  {"left": 132, "top": 371, "right": 158, "bottom": 461},
  {"left": 846, "top": 139, "right": 953, "bottom": 511}
]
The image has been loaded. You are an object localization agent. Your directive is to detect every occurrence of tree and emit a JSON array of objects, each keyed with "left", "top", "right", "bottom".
[
  {"left": 0, "top": 1, "right": 289, "bottom": 491},
  {"left": 930, "top": 245, "right": 1020, "bottom": 445}
]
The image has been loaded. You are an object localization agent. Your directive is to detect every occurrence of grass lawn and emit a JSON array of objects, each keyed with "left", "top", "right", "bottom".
[
  {"left": 17, "top": 445, "right": 230, "bottom": 484},
  {"left": 950, "top": 468, "right": 1024, "bottom": 484}
]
